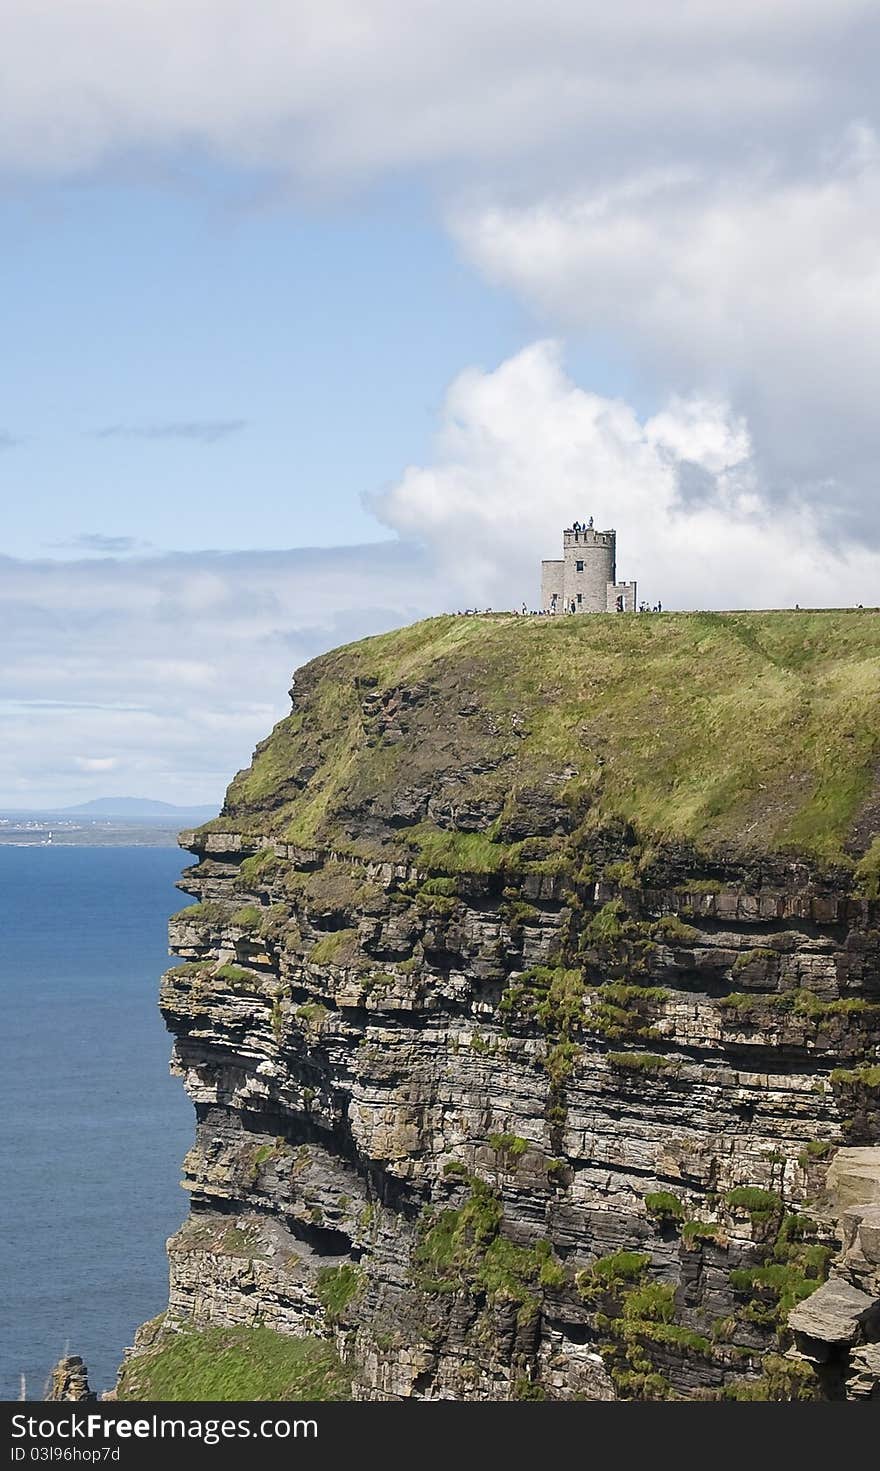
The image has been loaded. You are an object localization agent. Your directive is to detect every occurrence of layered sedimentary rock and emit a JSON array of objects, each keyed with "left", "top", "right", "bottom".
[
  {"left": 120, "top": 612, "right": 880, "bottom": 1400},
  {"left": 46, "top": 1356, "right": 95, "bottom": 1402}
]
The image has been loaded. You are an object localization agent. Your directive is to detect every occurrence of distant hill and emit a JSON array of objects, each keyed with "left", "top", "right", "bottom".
[{"left": 62, "top": 798, "right": 218, "bottom": 818}]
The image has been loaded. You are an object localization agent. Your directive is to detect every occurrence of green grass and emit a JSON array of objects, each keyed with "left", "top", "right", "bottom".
[
  {"left": 418, "top": 876, "right": 461, "bottom": 897},
  {"left": 230, "top": 905, "right": 262, "bottom": 930},
  {"left": 587, "top": 982, "right": 668, "bottom": 1043},
  {"left": 170, "top": 900, "right": 229, "bottom": 926},
  {"left": 723, "top": 1354, "right": 820, "bottom": 1401},
  {"left": 164, "top": 961, "right": 212, "bottom": 980},
  {"left": 621, "top": 1281, "right": 677, "bottom": 1323},
  {"left": 577, "top": 1250, "right": 650, "bottom": 1302},
  {"left": 412, "top": 1177, "right": 564, "bottom": 1311},
  {"left": 682, "top": 1220, "right": 724, "bottom": 1246},
  {"left": 581, "top": 1190, "right": 832, "bottom": 1398},
  {"left": 586, "top": 900, "right": 626, "bottom": 941},
  {"left": 720, "top": 990, "right": 880, "bottom": 1022},
  {"left": 633, "top": 1321, "right": 711, "bottom": 1354},
  {"left": 214, "top": 963, "right": 258, "bottom": 988},
  {"left": 296, "top": 1001, "right": 331, "bottom": 1033},
  {"left": 831, "top": 1063, "right": 880, "bottom": 1089},
  {"left": 238, "top": 848, "right": 280, "bottom": 885},
  {"left": 724, "top": 1187, "right": 781, "bottom": 1220},
  {"left": 797, "top": 1139, "right": 836, "bottom": 1167},
  {"left": 205, "top": 610, "right": 880, "bottom": 868},
  {"left": 855, "top": 836, "right": 880, "bottom": 897},
  {"left": 499, "top": 966, "right": 586, "bottom": 1032},
  {"left": 251, "top": 1140, "right": 279, "bottom": 1171},
  {"left": 644, "top": 1191, "right": 685, "bottom": 1224},
  {"left": 488, "top": 1132, "right": 529, "bottom": 1159},
  {"left": 724, "top": 1209, "right": 832, "bottom": 1331},
  {"left": 731, "top": 947, "right": 777, "bottom": 973},
  {"left": 652, "top": 915, "right": 702, "bottom": 945},
  {"left": 728, "top": 1263, "right": 821, "bottom": 1319},
  {"left": 299, "top": 861, "right": 384, "bottom": 914},
  {"left": 606, "top": 1051, "right": 675, "bottom": 1075},
  {"left": 116, "top": 1322, "right": 350, "bottom": 1401},
  {"left": 409, "top": 826, "right": 509, "bottom": 875},
  {"left": 314, "top": 1264, "right": 363, "bottom": 1322},
  {"left": 308, "top": 929, "right": 359, "bottom": 965}
]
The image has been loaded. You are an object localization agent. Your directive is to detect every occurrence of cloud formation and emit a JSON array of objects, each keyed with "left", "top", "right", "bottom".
[
  {"left": 0, "top": 3, "right": 874, "bottom": 182},
  {"left": 453, "top": 131, "right": 880, "bottom": 539},
  {"left": 0, "top": 542, "right": 443, "bottom": 807},
  {"left": 375, "top": 340, "right": 880, "bottom": 611},
  {"left": 94, "top": 420, "right": 246, "bottom": 444},
  {"left": 2, "top": 4, "right": 877, "bottom": 548},
  {"left": 75, "top": 756, "right": 118, "bottom": 773},
  {"left": 51, "top": 534, "right": 150, "bottom": 555}
]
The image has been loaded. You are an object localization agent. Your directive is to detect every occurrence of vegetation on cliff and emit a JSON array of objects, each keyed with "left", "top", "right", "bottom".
[
  {"left": 115, "top": 1320, "right": 350, "bottom": 1401},
  {"left": 209, "top": 610, "right": 880, "bottom": 872},
  {"left": 146, "top": 608, "right": 880, "bottom": 1403}
]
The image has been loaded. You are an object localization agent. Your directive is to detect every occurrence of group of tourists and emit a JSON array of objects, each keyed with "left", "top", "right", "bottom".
[
  {"left": 453, "top": 594, "right": 665, "bottom": 616},
  {"left": 454, "top": 602, "right": 665, "bottom": 616}
]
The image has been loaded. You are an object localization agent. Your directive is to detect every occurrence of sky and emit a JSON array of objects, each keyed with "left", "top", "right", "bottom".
[{"left": 2, "top": 2, "right": 879, "bottom": 807}]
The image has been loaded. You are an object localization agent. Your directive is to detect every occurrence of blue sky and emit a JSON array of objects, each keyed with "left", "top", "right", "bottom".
[
  {"left": 1, "top": 159, "right": 656, "bottom": 561},
  {"left": 2, "top": 169, "right": 529, "bottom": 557},
  {"left": 1, "top": 3, "right": 879, "bottom": 807},
  {"left": 3, "top": 161, "right": 648, "bottom": 563}
]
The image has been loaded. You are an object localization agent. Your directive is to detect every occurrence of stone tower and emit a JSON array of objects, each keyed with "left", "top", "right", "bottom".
[{"left": 541, "top": 525, "right": 636, "bottom": 614}]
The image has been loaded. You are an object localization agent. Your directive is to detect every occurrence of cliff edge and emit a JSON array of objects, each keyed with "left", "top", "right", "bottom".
[{"left": 116, "top": 611, "right": 880, "bottom": 1400}]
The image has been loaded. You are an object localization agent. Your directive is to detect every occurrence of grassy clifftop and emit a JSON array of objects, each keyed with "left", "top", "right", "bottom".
[
  {"left": 214, "top": 610, "right": 880, "bottom": 875},
  {"left": 116, "top": 1321, "right": 350, "bottom": 1401}
]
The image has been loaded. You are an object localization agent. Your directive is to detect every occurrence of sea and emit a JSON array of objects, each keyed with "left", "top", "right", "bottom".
[{"left": 0, "top": 846, "right": 194, "bottom": 1400}]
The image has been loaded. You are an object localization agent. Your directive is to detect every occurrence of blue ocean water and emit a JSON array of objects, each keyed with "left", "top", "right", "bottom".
[{"left": 0, "top": 847, "right": 193, "bottom": 1399}]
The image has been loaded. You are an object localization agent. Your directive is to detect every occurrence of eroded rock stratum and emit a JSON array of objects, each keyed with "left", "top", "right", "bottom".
[{"left": 116, "top": 612, "right": 880, "bottom": 1400}]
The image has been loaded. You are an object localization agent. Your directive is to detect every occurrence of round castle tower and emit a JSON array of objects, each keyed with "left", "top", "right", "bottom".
[
  {"left": 540, "top": 525, "right": 636, "bottom": 614},
  {"left": 562, "top": 527, "right": 616, "bottom": 612}
]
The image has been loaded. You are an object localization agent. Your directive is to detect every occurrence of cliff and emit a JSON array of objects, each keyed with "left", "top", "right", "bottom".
[{"left": 116, "top": 611, "right": 880, "bottom": 1401}]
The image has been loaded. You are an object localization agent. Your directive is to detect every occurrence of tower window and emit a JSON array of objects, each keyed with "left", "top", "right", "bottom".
[
  {"left": 575, "top": 559, "right": 584, "bottom": 572},
  {"left": 577, "top": 593, "right": 583, "bottom": 604}
]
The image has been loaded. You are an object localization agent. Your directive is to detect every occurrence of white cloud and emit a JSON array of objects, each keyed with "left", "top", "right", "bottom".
[
  {"left": 452, "top": 133, "right": 880, "bottom": 532},
  {"left": 1, "top": 4, "right": 879, "bottom": 549},
  {"left": 645, "top": 398, "right": 751, "bottom": 478},
  {"left": 0, "top": 2, "right": 874, "bottom": 179},
  {"left": 374, "top": 340, "right": 880, "bottom": 610},
  {"left": 0, "top": 543, "right": 443, "bottom": 807}
]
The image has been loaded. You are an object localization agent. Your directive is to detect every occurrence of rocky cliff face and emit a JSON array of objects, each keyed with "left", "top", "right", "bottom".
[
  {"left": 118, "top": 612, "right": 880, "bottom": 1401},
  {"left": 46, "top": 1356, "right": 95, "bottom": 1402}
]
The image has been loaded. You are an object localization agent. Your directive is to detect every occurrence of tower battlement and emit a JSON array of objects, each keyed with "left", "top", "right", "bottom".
[
  {"left": 562, "top": 527, "right": 614, "bottom": 548},
  {"left": 541, "top": 523, "right": 636, "bottom": 615}
]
